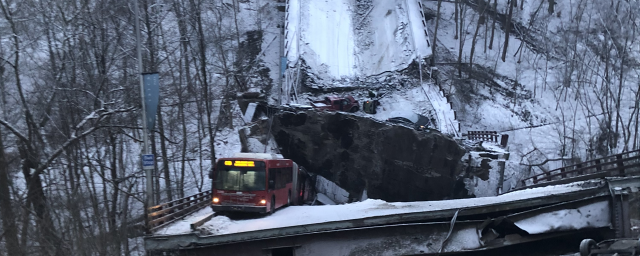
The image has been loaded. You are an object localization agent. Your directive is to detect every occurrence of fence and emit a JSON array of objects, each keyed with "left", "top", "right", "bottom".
[
  {"left": 520, "top": 149, "right": 640, "bottom": 189},
  {"left": 147, "top": 190, "right": 212, "bottom": 231},
  {"left": 466, "top": 131, "right": 508, "bottom": 147}
]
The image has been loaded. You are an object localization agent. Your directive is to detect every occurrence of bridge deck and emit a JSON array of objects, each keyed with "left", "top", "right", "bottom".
[{"left": 146, "top": 177, "right": 632, "bottom": 252}]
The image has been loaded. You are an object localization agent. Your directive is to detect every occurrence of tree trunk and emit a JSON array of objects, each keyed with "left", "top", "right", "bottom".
[
  {"left": 470, "top": 4, "right": 486, "bottom": 67},
  {"left": 151, "top": 133, "right": 161, "bottom": 203},
  {"left": 173, "top": 0, "right": 191, "bottom": 198},
  {"left": 501, "top": 0, "right": 515, "bottom": 62},
  {"left": 0, "top": 129, "right": 22, "bottom": 256},
  {"left": 431, "top": 0, "right": 443, "bottom": 66},
  {"left": 457, "top": 3, "right": 464, "bottom": 78},
  {"left": 233, "top": 0, "right": 242, "bottom": 46},
  {"left": 489, "top": 0, "right": 497, "bottom": 49},
  {"left": 23, "top": 160, "right": 68, "bottom": 256},
  {"left": 614, "top": 37, "right": 628, "bottom": 150},
  {"left": 108, "top": 132, "right": 121, "bottom": 254},
  {"left": 157, "top": 105, "right": 173, "bottom": 201},
  {"left": 454, "top": 0, "right": 459, "bottom": 39},
  {"left": 143, "top": 0, "right": 157, "bottom": 71},
  {"left": 192, "top": 0, "right": 217, "bottom": 172}
]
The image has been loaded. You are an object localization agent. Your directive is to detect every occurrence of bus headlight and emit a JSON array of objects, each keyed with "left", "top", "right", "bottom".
[
  {"left": 213, "top": 197, "right": 220, "bottom": 203},
  {"left": 260, "top": 199, "right": 266, "bottom": 205}
]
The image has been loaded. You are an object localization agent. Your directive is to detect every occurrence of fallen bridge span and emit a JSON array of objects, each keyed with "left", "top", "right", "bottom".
[{"left": 145, "top": 176, "right": 640, "bottom": 255}]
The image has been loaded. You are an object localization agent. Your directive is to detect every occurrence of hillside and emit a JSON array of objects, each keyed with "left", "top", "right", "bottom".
[{"left": 0, "top": 0, "right": 638, "bottom": 255}]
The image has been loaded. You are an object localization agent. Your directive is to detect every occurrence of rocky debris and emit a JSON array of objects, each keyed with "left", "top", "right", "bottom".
[
  {"left": 238, "top": 118, "right": 279, "bottom": 154},
  {"left": 353, "top": 0, "right": 374, "bottom": 52},
  {"left": 460, "top": 141, "right": 510, "bottom": 197},
  {"left": 271, "top": 110, "right": 465, "bottom": 202},
  {"left": 299, "top": 58, "right": 421, "bottom": 93}
]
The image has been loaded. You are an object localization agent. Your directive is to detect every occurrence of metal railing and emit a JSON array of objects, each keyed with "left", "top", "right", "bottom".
[
  {"left": 147, "top": 190, "right": 212, "bottom": 231},
  {"left": 520, "top": 149, "right": 640, "bottom": 189},
  {"left": 465, "top": 131, "right": 508, "bottom": 147}
]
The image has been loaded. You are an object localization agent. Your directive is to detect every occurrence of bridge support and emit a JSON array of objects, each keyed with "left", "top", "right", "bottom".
[{"left": 611, "top": 190, "right": 631, "bottom": 238}]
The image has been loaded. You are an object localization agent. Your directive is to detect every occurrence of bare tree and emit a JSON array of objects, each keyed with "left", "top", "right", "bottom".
[
  {"left": 431, "top": 0, "right": 443, "bottom": 66},
  {"left": 488, "top": 0, "right": 497, "bottom": 49},
  {"left": 501, "top": 0, "right": 515, "bottom": 62},
  {"left": 470, "top": 1, "right": 487, "bottom": 67},
  {"left": 0, "top": 128, "right": 22, "bottom": 256}
]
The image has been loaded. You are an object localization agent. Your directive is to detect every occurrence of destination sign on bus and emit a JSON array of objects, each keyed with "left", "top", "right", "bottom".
[{"left": 223, "top": 160, "right": 255, "bottom": 167}]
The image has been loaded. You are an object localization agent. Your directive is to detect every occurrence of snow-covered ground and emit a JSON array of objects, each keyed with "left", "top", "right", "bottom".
[
  {"left": 415, "top": 0, "right": 640, "bottom": 194},
  {"left": 155, "top": 180, "right": 592, "bottom": 236},
  {"left": 287, "top": 0, "right": 431, "bottom": 83}
]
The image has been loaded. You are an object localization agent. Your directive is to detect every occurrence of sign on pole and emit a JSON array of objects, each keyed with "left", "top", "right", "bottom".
[
  {"left": 280, "top": 57, "right": 287, "bottom": 77},
  {"left": 142, "top": 154, "right": 155, "bottom": 170},
  {"left": 143, "top": 73, "right": 160, "bottom": 132}
]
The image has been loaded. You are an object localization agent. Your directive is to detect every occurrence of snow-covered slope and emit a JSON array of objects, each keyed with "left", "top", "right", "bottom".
[
  {"left": 286, "top": 0, "right": 432, "bottom": 83},
  {"left": 421, "top": 0, "right": 640, "bottom": 193}
]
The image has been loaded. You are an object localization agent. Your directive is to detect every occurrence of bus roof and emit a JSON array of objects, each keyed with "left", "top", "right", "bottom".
[{"left": 231, "top": 153, "right": 284, "bottom": 160}]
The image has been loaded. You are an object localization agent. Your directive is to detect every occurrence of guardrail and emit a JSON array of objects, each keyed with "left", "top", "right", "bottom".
[
  {"left": 147, "top": 190, "right": 212, "bottom": 231},
  {"left": 521, "top": 149, "right": 640, "bottom": 189},
  {"left": 465, "top": 131, "right": 508, "bottom": 147}
]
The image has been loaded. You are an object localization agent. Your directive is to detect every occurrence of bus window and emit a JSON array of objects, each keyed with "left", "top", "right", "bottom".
[
  {"left": 216, "top": 168, "right": 266, "bottom": 191},
  {"left": 268, "top": 170, "right": 276, "bottom": 190},
  {"left": 274, "top": 167, "right": 293, "bottom": 189}
]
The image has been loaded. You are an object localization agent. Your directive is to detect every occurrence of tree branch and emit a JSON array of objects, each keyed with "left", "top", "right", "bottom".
[
  {"left": 34, "top": 107, "right": 135, "bottom": 176},
  {"left": 519, "top": 157, "right": 574, "bottom": 167},
  {"left": 0, "top": 119, "right": 28, "bottom": 144}
]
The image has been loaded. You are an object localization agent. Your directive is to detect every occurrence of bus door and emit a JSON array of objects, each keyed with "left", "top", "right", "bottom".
[{"left": 291, "top": 163, "right": 299, "bottom": 205}]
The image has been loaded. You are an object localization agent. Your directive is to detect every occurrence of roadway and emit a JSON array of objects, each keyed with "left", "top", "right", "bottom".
[{"left": 145, "top": 176, "right": 640, "bottom": 255}]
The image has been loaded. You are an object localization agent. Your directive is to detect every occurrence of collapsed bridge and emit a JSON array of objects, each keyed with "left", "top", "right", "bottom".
[{"left": 144, "top": 176, "right": 640, "bottom": 255}]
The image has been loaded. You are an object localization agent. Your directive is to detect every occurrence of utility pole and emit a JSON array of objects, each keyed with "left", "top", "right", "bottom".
[
  {"left": 134, "top": 0, "right": 154, "bottom": 208},
  {"left": 278, "top": 0, "right": 285, "bottom": 105}
]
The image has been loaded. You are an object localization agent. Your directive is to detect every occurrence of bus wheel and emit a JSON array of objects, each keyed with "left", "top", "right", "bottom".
[
  {"left": 579, "top": 239, "right": 596, "bottom": 256},
  {"left": 288, "top": 191, "right": 291, "bottom": 206},
  {"left": 270, "top": 196, "right": 276, "bottom": 214}
]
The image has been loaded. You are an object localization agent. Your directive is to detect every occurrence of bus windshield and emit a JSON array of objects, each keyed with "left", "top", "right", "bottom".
[{"left": 215, "top": 168, "right": 266, "bottom": 191}]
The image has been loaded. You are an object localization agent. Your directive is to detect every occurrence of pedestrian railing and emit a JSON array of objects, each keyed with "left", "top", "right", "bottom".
[
  {"left": 147, "top": 190, "right": 212, "bottom": 232},
  {"left": 519, "top": 149, "right": 640, "bottom": 190},
  {"left": 465, "top": 131, "right": 509, "bottom": 147}
]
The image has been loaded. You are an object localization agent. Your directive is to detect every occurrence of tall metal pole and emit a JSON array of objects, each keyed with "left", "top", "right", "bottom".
[
  {"left": 278, "top": 1, "right": 285, "bottom": 105},
  {"left": 134, "top": 0, "right": 153, "bottom": 208}
]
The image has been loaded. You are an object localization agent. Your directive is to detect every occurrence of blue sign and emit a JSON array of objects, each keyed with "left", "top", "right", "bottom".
[
  {"left": 280, "top": 57, "right": 287, "bottom": 76},
  {"left": 142, "top": 154, "right": 155, "bottom": 170},
  {"left": 143, "top": 73, "right": 160, "bottom": 132}
]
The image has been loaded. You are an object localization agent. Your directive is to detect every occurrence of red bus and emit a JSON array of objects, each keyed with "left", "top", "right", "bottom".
[{"left": 208, "top": 153, "right": 311, "bottom": 214}]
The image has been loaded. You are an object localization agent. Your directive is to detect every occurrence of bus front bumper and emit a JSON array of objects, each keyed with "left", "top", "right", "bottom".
[{"left": 211, "top": 205, "right": 268, "bottom": 213}]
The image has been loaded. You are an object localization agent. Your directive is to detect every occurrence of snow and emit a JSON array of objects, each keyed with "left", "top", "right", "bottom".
[
  {"left": 314, "top": 175, "right": 350, "bottom": 204},
  {"left": 422, "top": 83, "right": 460, "bottom": 136},
  {"left": 405, "top": 0, "right": 432, "bottom": 58},
  {"left": 301, "top": 0, "right": 356, "bottom": 78},
  {"left": 315, "top": 193, "right": 337, "bottom": 205},
  {"left": 155, "top": 181, "right": 592, "bottom": 236},
  {"left": 233, "top": 152, "right": 284, "bottom": 159},
  {"left": 242, "top": 103, "right": 257, "bottom": 123},
  {"left": 291, "top": 0, "right": 432, "bottom": 84},
  {"left": 514, "top": 200, "right": 610, "bottom": 235},
  {"left": 153, "top": 207, "right": 214, "bottom": 236},
  {"left": 414, "top": 0, "right": 640, "bottom": 195}
]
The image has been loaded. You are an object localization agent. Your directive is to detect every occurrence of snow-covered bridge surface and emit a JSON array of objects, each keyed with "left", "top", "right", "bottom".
[
  {"left": 145, "top": 176, "right": 640, "bottom": 255},
  {"left": 153, "top": 180, "right": 588, "bottom": 236}
]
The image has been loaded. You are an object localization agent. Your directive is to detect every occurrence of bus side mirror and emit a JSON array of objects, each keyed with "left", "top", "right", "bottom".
[{"left": 208, "top": 170, "right": 214, "bottom": 179}]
